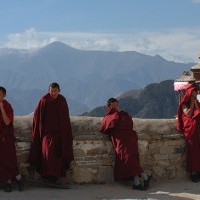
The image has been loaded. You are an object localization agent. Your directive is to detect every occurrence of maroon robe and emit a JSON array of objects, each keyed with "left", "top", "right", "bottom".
[
  {"left": 100, "top": 108, "right": 143, "bottom": 180},
  {"left": 177, "top": 87, "right": 200, "bottom": 172},
  {"left": 0, "top": 100, "right": 19, "bottom": 182},
  {"left": 29, "top": 93, "right": 74, "bottom": 178}
]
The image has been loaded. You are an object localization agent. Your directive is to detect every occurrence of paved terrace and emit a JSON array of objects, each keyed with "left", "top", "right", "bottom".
[{"left": 0, "top": 178, "right": 200, "bottom": 200}]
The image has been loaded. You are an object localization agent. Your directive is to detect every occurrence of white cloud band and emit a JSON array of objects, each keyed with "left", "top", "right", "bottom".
[{"left": 1, "top": 27, "right": 200, "bottom": 63}]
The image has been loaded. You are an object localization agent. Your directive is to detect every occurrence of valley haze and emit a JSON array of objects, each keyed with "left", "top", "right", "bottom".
[{"left": 0, "top": 41, "right": 193, "bottom": 116}]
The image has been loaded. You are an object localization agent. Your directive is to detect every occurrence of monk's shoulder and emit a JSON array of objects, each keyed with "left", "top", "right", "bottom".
[
  {"left": 58, "top": 94, "right": 67, "bottom": 101},
  {"left": 3, "top": 99, "right": 13, "bottom": 112}
]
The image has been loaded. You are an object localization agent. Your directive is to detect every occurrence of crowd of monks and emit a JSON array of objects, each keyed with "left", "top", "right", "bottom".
[{"left": 1, "top": 82, "right": 200, "bottom": 192}]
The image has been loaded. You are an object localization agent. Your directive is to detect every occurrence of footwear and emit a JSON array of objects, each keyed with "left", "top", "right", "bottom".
[
  {"left": 144, "top": 175, "right": 152, "bottom": 188},
  {"left": 17, "top": 175, "right": 25, "bottom": 191},
  {"left": 132, "top": 184, "right": 146, "bottom": 190},
  {"left": 144, "top": 179, "right": 149, "bottom": 188},
  {"left": 4, "top": 183, "right": 12, "bottom": 192},
  {"left": 191, "top": 173, "right": 200, "bottom": 183}
]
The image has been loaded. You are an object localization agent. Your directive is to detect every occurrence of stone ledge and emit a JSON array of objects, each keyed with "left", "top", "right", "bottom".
[{"left": 14, "top": 115, "right": 186, "bottom": 183}]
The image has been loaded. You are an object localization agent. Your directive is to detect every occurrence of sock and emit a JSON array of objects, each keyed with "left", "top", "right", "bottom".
[
  {"left": 16, "top": 174, "right": 22, "bottom": 181},
  {"left": 141, "top": 172, "right": 148, "bottom": 180},
  {"left": 133, "top": 175, "right": 140, "bottom": 185}
]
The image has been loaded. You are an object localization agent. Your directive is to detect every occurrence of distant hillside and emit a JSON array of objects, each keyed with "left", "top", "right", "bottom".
[
  {"left": 0, "top": 41, "right": 192, "bottom": 115},
  {"left": 117, "top": 89, "right": 142, "bottom": 99},
  {"left": 82, "top": 80, "right": 178, "bottom": 119}
]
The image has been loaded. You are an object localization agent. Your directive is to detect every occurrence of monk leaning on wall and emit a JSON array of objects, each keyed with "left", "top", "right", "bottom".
[
  {"left": 29, "top": 82, "right": 74, "bottom": 185},
  {"left": 0, "top": 86, "right": 24, "bottom": 192},
  {"left": 100, "top": 98, "right": 151, "bottom": 190},
  {"left": 177, "top": 84, "right": 200, "bottom": 182}
]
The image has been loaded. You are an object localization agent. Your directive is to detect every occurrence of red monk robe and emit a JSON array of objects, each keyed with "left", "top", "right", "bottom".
[
  {"left": 0, "top": 100, "right": 19, "bottom": 182},
  {"left": 100, "top": 108, "right": 144, "bottom": 180},
  {"left": 177, "top": 86, "right": 200, "bottom": 173},
  {"left": 29, "top": 93, "right": 74, "bottom": 178}
]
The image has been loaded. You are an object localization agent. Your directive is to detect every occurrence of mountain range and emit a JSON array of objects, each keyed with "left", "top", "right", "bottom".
[
  {"left": 0, "top": 41, "right": 193, "bottom": 116},
  {"left": 82, "top": 80, "right": 178, "bottom": 119}
]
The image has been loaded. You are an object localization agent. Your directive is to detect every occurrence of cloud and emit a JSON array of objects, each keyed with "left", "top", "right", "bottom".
[
  {"left": 192, "top": 0, "right": 200, "bottom": 3},
  {"left": 2, "top": 28, "right": 58, "bottom": 49},
  {"left": 1, "top": 28, "right": 200, "bottom": 63}
]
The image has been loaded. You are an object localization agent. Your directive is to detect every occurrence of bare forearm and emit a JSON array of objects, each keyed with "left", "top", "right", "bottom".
[{"left": 183, "top": 101, "right": 200, "bottom": 117}]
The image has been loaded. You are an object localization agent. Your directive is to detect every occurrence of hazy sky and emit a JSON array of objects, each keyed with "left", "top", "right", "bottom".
[{"left": 0, "top": 0, "right": 200, "bottom": 62}]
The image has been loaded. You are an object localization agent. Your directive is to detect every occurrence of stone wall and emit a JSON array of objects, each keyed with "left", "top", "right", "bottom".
[{"left": 14, "top": 116, "right": 187, "bottom": 183}]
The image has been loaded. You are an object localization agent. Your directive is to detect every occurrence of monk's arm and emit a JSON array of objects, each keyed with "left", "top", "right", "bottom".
[
  {"left": 0, "top": 103, "right": 11, "bottom": 125},
  {"left": 182, "top": 101, "right": 199, "bottom": 118}
]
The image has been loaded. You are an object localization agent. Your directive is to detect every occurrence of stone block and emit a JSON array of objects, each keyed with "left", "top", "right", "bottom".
[
  {"left": 138, "top": 140, "right": 149, "bottom": 152},
  {"left": 163, "top": 139, "right": 185, "bottom": 146},
  {"left": 160, "top": 146, "right": 174, "bottom": 155},
  {"left": 149, "top": 142, "right": 162, "bottom": 149},
  {"left": 139, "top": 133, "right": 151, "bottom": 140},
  {"left": 72, "top": 148, "right": 86, "bottom": 157},
  {"left": 156, "top": 161, "right": 170, "bottom": 167},
  {"left": 73, "top": 165, "right": 98, "bottom": 183},
  {"left": 151, "top": 134, "right": 162, "bottom": 140},
  {"left": 174, "top": 146, "right": 186, "bottom": 154},
  {"left": 152, "top": 166, "right": 166, "bottom": 178},
  {"left": 168, "top": 154, "right": 183, "bottom": 160},
  {"left": 17, "top": 151, "right": 29, "bottom": 162},
  {"left": 16, "top": 142, "right": 31, "bottom": 151},
  {"left": 154, "top": 154, "right": 168, "bottom": 160},
  {"left": 166, "top": 169, "right": 177, "bottom": 179},
  {"left": 148, "top": 147, "right": 160, "bottom": 155},
  {"left": 97, "top": 166, "right": 114, "bottom": 183}
]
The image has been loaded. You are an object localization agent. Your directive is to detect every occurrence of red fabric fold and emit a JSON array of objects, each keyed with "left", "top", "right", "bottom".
[
  {"left": 0, "top": 100, "right": 19, "bottom": 182},
  {"left": 177, "top": 86, "right": 200, "bottom": 172},
  {"left": 100, "top": 108, "right": 143, "bottom": 180},
  {"left": 29, "top": 93, "right": 74, "bottom": 178}
]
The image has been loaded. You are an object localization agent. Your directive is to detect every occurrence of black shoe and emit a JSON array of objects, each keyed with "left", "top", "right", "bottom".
[
  {"left": 191, "top": 173, "right": 200, "bottom": 183},
  {"left": 4, "top": 183, "right": 12, "bottom": 192},
  {"left": 144, "top": 175, "right": 152, "bottom": 188},
  {"left": 132, "top": 184, "right": 146, "bottom": 191},
  {"left": 17, "top": 175, "right": 25, "bottom": 191},
  {"left": 144, "top": 179, "right": 149, "bottom": 188}
]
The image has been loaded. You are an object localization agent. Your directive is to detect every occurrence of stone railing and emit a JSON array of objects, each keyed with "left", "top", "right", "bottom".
[{"left": 14, "top": 116, "right": 187, "bottom": 184}]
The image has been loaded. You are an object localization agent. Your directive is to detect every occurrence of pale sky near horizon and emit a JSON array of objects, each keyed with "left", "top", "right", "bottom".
[{"left": 0, "top": 0, "right": 200, "bottom": 63}]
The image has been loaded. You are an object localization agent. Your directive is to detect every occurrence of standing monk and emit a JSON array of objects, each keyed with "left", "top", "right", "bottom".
[
  {"left": 0, "top": 86, "right": 24, "bottom": 192},
  {"left": 29, "top": 82, "right": 74, "bottom": 184},
  {"left": 100, "top": 98, "right": 151, "bottom": 190},
  {"left": 177, "top": 85, "right": 200, "bottom": 182}
]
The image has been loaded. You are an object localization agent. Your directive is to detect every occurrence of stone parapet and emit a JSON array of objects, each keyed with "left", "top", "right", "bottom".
[{"left": 14, "top": 116, "right": 186, "bottom": 183}]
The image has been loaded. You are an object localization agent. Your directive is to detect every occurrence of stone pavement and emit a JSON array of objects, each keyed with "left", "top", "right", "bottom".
[{"left": 0, "top": 178, "right": 200, "bottom": 200}]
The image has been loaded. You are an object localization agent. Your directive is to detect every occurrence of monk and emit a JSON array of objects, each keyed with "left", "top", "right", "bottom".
[
  {"left": 177, "top": 85, "right": 200, "bottom": 182},
  {"left": 29, "top": 82, "right": 74, "bottom": 184},
  {"left": 100, "top": 98, "right": 150, "bottom": 190},
  {"left": 0, "top": 86, "right": 24, "bottom": 192}
]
